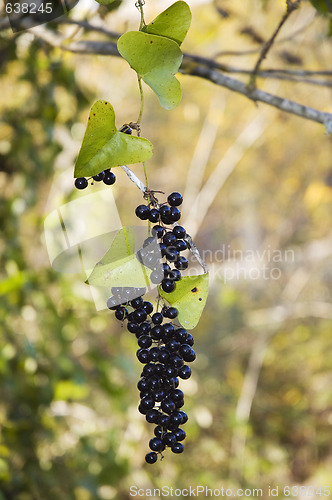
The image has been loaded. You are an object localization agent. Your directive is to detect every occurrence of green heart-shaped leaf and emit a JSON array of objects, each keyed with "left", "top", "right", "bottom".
[
  {"left": 86, "top": 227, "right": 151, "bottom": 289},
  {"left": 74, "top": 100, "right": 153, "bottom": 178},
  {"left": 142, "top": 1, "right": 192, "bottom": 46},
  {"left": 159, "top": 273, "right": 209, "bottom": 329},
  {"left": 117, "top": 32, "right": 183, "bottom": 110}
]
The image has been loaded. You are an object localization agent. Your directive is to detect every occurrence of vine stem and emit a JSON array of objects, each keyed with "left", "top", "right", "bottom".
[{"left": 137, "top": 76, "right": 144, "bottom": 125}]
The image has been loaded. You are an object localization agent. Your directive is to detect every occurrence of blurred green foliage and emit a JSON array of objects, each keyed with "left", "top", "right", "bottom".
[{"left": 1, "top": 1, "right": 332, "bottom": 499}]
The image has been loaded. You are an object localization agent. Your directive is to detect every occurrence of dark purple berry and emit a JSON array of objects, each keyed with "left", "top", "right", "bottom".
[
  {"left": 127, "top": 322, "right": 139, "bottom": 333},
  {"left": 140, "top": 395, "right": 155, "bottom": 411},
  {"left": 162, "top": 432, "right": 177, "bottom": 446},
  {"left": 163, "top": 307, "right": 178, "bottom": 319},
  {"left": 115, "top": 307, "right": 127, "bottom": 321},
  {"left": 152, "top": 312, "right": 163, "bottom": 325},
  {"left": 146, "top": 409, "right": 160, "bottom": 424},
  {"left": 163, "top": 232, "right": 177, "bottom": 247},
  {"left": 131, "top": 296, "right": 144, "bottom": 309},
  {"left": 93, "top": 171, "right": 105, "bottom": 181},
  {"left": 175, "top": 256, "right": 188, "bottom": 270},
  {"left": 136, "top": 348, "right": 151, "bottom": 364},
  {"left": 178, "top": 365, "right": 191, "bottom": 379},
  {"left": 174, "top": 428, "right": 186, "bottom": 441},
  {"left": 175, "top": 239, "right": 188, "bottom": 252},
  {"left": 172, "top": 225, "right": 186, "bottom": 239},
  {"left": 149, "top": 437, "right": 165, "bottom": 452},
  {"left": 152, "top": 225, "right": 164, "bottom": 238},
  {"left": 135, "top": 204, "right": 150, "bottom": 220},
  {"left": 168, "top": 269, "right": 182, "bottom": 281},
  {"left": 171, "top": 442, "right": 184, "bottom": 454},
  {"left": 75, "top": 177, "right": 88, "bottom": 189},
  {"left": 142, "top": 301, "right": 154, "bottom": 314},
  {"left": 149, "top": 209, "right": 160, "bottom": 223},
  {"left": 168, "top": 192, "right": 183, "bottom": 206},
  {"left": 161, "top": 279, "right": 176, "bottom": 293},
  {"left": 103, "top": 171, "right": 116, "bottom": 185},
  {"left": 145, "top": 452, "right": 158, "bottom": 464},
  {"left": 138, "top": 335, "right": 152, "bottom": 348},
  {"left": 169, "top": 206, "right": 181, "bottom": 222}
]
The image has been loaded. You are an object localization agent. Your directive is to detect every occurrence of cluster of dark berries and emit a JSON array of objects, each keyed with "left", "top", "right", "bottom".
[
  {"left": 74, "top": 124, "right": 132, "bottom": 190},
  {"left": 106, "top": 286, "right": 196, "bottom": 464},
  {"left": 74, "top": 168, "right": 116, "bottom": 190},
  {"left": 135, "top": 192, "right": 189, "bottom": 294}
]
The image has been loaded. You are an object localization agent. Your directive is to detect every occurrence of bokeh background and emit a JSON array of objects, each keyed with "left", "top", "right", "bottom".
[{"left": 1, "top": 0, "right": 332, "bottom": 498}]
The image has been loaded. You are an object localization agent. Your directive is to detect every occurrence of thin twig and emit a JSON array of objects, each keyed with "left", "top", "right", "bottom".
[{"left": 249, "top": 0, "right": 302, "bottom": 90}]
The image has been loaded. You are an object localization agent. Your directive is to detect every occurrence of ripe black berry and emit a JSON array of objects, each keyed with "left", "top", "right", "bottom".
[
  {"left": 159, "top": 205, "right": 171, "bottom": 219},
  {"left": 178, "top": 365, "right": 191, "bottom": 379},
  {"left": 138, "top": 322, "right": 152, "bottom": 335},
  {"left": 175, "top": 239, "right": 188, "bottom": 252},
  {"left": 142, "top": 363, "right": 155, "bottom": 377},
  {"left": 163, "top": 232, "right": 177, "bottom": 247},
  {"left": 145, "top": 452, "right": 158, "bottom": 464},
  {"left": 175, "top": 328, "right": 188, "bottom": 343},
  {"left": 175, "top": 256, "right": 188, "bottom": 270},
  {"left": 133, "top": 308, "right": 147, "bottom": 323},
  {"left": 149, "top": 209, "right": 160, "bottom": 223},
  {"left": 103, "top": 171, "right": 116, "bottom": 185},
  {"left": 93, "top": 172, "right": 104, "bottom": 181},
  {"left": 162, "top": 432, "right": 176, "bottom": 446},
  {"left": 152, "top": 225, "right": 164, "bottom": 238},
  {"left": 168, "top": 192, "right": 183, "bottom": 207},
  {"left": 137, "top": 378, "right": 149, "bottom": 392},
  {"left": 131, "top": 296, "right": 144, "bottom": 309},
  {"left": 178, "top": 411, "right": 188, "bottom": 424},
  {"left": 161, "top": 279, "right": 176, "bottom": 293},
  {"left": 149, "top": 347, "right": 161, "bottom": 362},
  {"left": 171, "top": 442, "right": 184, "bottom": 454},
  {"left": 136, "top": 348, "right": 151, "bottom": 364},
  {"left": 140, "top": 395, "right": 155, "bottom": 411},
  {"left": 127, "top": 322, "right": 139, "bottom": 333},
  {"left": 149, "top": 437, "right": 165, "bottom": 452},
  {"left": 75, "top": 177, "right": 88, "bottom": 190},
  {"left": 174, "top": 428, "right": 186, "bottom": 441},
  {"left": 173, "top": 225, "right": 186, "bottom": 239},
  {"left": 142, "top": 301, "right": 154, "bottom": 314},
  {"left": 183, "top": 348, "right": 196, "bottom": 362},
  {"left": 146, "top": 409, "right": 160, "bottom": 424},
  {"left": 165, "top": 248, "right": 179, "bottom": 262},
  {"left": 163, "top": 307, "right": 178, "bottom": 319},
  {"left": 186, "top": 333, "right": 195, "bottom": 346},
  {"left": 135, "top": 205, "right": 150, "bottom": 220},
  {"left": 138, "top": 335, "right": 152, "bottom": 348},
  {"left": 158, "top": 414, "right": 170, "bottom": 427},
  {"left": 169, "top": 206, "right": 181, "bottom": 222},
  {"left": 115, "top": 307, "right": 127, "bottom": 321},
  {"left": 154, "top": 425, "right": 164, "bottom": 438},
  {"left": 168, "top": 269, "right": 182, "bottom": 281},
  {"left": 152, "top": 312, "right": 163, "bottom": 325}
]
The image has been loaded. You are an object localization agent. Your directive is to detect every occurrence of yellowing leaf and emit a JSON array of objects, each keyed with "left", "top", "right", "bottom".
[{"left": 159, "top": 273, "right": 209, "bottom": 329}]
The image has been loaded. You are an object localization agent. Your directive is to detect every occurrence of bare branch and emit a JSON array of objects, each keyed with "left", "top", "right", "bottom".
[{"left": 183, "top": 64, "right": 332, "bottom": 133}]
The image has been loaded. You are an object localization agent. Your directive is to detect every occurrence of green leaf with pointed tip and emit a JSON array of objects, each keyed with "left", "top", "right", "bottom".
[
  {"left": 159, "top": 273, "right": 209, "bottom": 329},
  {"left": 117, "top": 32, "right": 183, "bottom": 110},
  {"left": 142, "top": 1, "right": 192, "bottom": 46},
  {"left": 86, "top": 227, "right": 150, "bottom": 289},
  {"left": 74, "top": 100, "right": 153, "bottom": 178}
]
